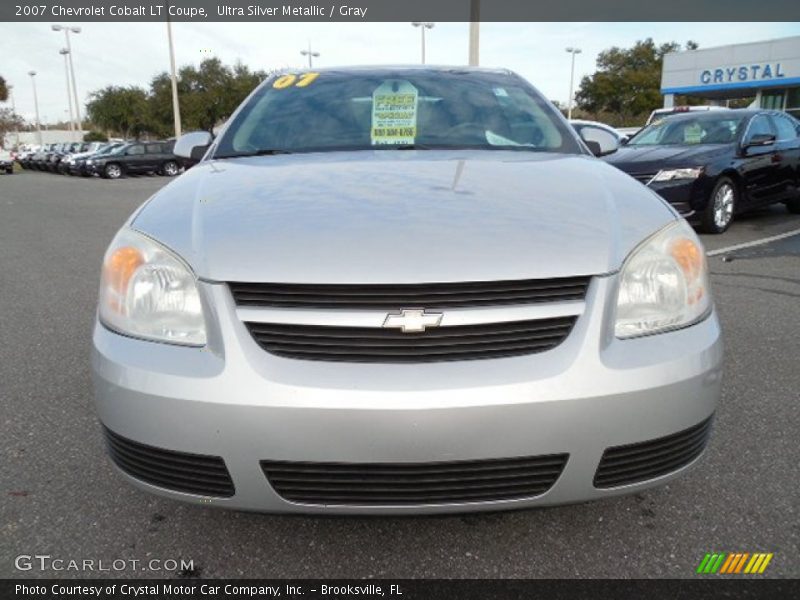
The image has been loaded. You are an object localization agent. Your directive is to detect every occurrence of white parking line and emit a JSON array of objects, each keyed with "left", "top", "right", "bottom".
[{"left": 707, "top": 227, "right": 800, "bottom": 257}]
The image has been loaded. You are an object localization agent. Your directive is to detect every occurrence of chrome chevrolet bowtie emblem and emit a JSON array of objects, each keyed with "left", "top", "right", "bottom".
[{"left": 383, "top": 309, "right": 443, "bottom": 333}]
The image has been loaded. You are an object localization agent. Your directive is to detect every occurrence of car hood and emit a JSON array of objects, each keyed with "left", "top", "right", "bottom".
[
  {"left": 604, "top": 143, "right": 732, "bottom": 174},
  {"left": 131, "top": 150, "right": 675, "bottom": 283}
]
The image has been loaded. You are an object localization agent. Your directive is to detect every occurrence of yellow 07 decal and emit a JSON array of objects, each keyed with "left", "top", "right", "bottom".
[{"left": 272, "top": 72, "right": 320, "bottom": 89}]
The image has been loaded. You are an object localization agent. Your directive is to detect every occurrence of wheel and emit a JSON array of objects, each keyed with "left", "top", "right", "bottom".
[
  {"left": 5, "top": 168, "right": 12, "bottom": 175},
  {"left": 104, "top": 163, "right": 122, "bottom": 179},
  {"left": 161, "top": 160, "right": 179, "bottom": 177},
  {"left": 701, "top": 177, "right": 737, "bottom": 234},
  {"left": 785, "top": 197, "right": 800, "bottom": 214}
]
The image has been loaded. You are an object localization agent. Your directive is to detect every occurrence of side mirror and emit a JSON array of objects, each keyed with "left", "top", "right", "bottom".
[
  {"left": 579, "top": 128, "right": 620, "bottom": 157},
  {"left": 744, "top": 133, "right": 776, "bottom": 149},
  {"left": 584, "top": 140, "right": 603, "bottom": 157},
  {"left": 175, "top": 131, "right": 213, "bottom": 161}
]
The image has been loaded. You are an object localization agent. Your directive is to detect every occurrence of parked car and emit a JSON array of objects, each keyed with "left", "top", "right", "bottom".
[
  {"left": 646, "top": 105, "right": 730, "bottom": 126},
  {"left": 87, "top": 140, "right": 179, "bottom": 179},
  {"left": 30, "top": 144, "right": 56, "bottom": 170},
  {"left": 68, "top": 142, "right": 125, "bottom": 176},
  {"left": 605, "top": 109, "right": 800, "bottom": 233},
  {"left": 570, "top": 119, "right": 621, "bottom": 156},
  {"left": 0, "top": 149, "right": 14, "bottom": 174},
  {"left": 93, "top": 66, "right": 722, "bottom": 514}
]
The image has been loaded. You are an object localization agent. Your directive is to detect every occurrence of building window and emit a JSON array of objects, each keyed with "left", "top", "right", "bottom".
[
  {"left": 761, "top": 90, "right": 785, "bottom": 110},
  {"left": 786, "top": 88, "right": 800, "bottom": 119}
]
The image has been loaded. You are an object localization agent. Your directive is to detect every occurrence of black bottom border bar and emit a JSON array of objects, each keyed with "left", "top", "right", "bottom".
[{"left": 3, "top": 579, "right": 798, "bottom": 600}]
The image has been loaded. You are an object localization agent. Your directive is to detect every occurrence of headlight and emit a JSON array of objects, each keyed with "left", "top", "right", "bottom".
[
  {"left": 98, "top": 228, "right": 206, "bottom": 346},
  {"left": 615, "top": 220, "right": 711, "bottom": 338},
  {"left": 86, "top": 159, "right": 93, "bottom": 165},
  {"left": 650, "top": 167, "right": 703, "bottom": 182}
]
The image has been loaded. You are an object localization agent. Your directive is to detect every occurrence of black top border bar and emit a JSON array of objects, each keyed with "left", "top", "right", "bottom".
[{"left": 4, "top": 0, "right": 800, "bottom": 22}]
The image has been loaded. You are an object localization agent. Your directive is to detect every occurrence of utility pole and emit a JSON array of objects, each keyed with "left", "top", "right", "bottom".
[
  {"left": 9, "top": 87, "right": 21, "bottom": 149},
  {"left": 300, "top": 41, "right": 320, "bottom": 68},
  {"left": 565, "top": 47, "right": 582, "bottom": 120}
]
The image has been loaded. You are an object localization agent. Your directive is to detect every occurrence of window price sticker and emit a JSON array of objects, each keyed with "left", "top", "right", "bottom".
[{"left": 371, "top": 80, "right": 419, "bottom": 145}]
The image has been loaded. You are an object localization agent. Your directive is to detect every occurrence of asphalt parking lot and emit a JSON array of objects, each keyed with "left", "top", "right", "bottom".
[{"left": 2, "top": 170, "right": 799, "bottom": 579}]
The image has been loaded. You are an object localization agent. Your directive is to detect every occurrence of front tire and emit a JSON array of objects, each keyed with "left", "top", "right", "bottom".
[
  {"left": 103, "top": 163, "right": 122, "bottom": 179},
  {"left": 161, "top": 160, "right": 179, "bottom": 176},
  {"left": 785, "top": 196, "right": 800, "bottom": 214},
  {"left": 701, "top": 177, "right": 737, "bottom": 234}
]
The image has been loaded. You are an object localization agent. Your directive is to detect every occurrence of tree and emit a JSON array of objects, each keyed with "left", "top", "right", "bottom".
[
  {"left": 0, "top": 76, "right": 8, "bottom": 102},
  {"left": 86, "top": 86, "right": 149, "bottom": 139},
  {"left": 84, "top": 130, "right": 108, "bottom": 142},
  {"left": 575, "top": 39, "right": 699, "bottom": 126},
  {"left": 0, "top": 107, "right": 23, "bottom": 148}
]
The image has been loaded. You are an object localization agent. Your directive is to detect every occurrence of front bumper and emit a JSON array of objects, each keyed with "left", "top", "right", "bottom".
[{"left": 92, "top": 276, "right": 723, "bottom": 514}]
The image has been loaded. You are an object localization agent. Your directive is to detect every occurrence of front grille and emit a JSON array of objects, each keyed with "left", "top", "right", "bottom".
[
  {"left": 229, "top": 277, "right": 590, "bottom": 310},
  {"left": 245, "top": 316, "right": 577, "bottom": 363},
  {"left": 262, "top": 454, "right": 569, "bottom": 505},
  {"left": 593, "top": 417, "right": 714, "bottom": 488},
  {"left": 103, "top": 427, "right": 235, "bottom": 497},
  {"left": 630, "top": 171, "right": 657, "bottom": 184}
]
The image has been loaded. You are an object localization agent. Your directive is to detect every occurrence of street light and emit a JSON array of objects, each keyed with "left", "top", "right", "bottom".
[
  {"left": 300, "top": 41, "right": 320, "bottom": 69},
  {"left": 28, "top": 71, "right": 42, "bottom": 146},
  {"left": 565, "top": 47, "right": 582, "bottom": 120},
  {"left": 165, "top": 10, "right": 182, "bottom": 138},
  {"left": 52, "top": 24, "right": 82, "bottom": 137},
  {"left": 59, "top": 48, "right": 76, "bottom": 140},
  {"left": 411, "top": 22, "right": 435, "bottom": 64},
  {"left": 468, "top": 0, "right": 480, "bottom": 66}
]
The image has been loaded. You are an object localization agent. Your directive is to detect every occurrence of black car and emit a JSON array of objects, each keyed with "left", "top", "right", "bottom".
[
  {"left": 68, "top": 142, "right": 125, "bottom": 176},
  {"left": 87, "top": 140, "right": 180, "bottom": 179},
  {"left": 604, "top": 109, "right": 800, "bottom": 233}
]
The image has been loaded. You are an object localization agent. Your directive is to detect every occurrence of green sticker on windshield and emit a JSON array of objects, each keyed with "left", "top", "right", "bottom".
[{"left": 371, "top": 80, "right": 418, "bottom": 145}]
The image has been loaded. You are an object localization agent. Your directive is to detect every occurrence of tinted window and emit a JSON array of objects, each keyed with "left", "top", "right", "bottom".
[
  {"left": 145, "top": 144, "right": 163, "bottom": 154},
  {"left": 630, "top": 114, "right": 745, "bottom": 146},
  {"left": 215, "top": 70, "right": 581, "bottom": 157},
  {"left": 127, "top": 145, "right": 145, "bottom": 155},
  {"left": 771, "top": 115, "right": 799, "bottom": 141}
]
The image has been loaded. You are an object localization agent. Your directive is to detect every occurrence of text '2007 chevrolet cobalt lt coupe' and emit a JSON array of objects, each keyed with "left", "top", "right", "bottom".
[{"left": 93, "top": 67, "right": 722, "bottom": 514}]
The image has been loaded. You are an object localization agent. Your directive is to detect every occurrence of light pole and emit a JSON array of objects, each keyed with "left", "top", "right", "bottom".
[
  {"left": 565, "top": 47, "right": 582, "bottom": 120},
  {"left": 59, "top": 48, "right": 76, "bottom": 140},
  {"left": 166, "top": 13, "right": 182, "bottom": 138},
  {"left": 411, "top": 22, "right": 435, "bottom": 64},
  {"left": 300, "top": 41, "right": 319, "bottom": 69},
  {"left": 468, "top": 0, "right": 480, "bottom": 66},
  {"left": 9, "top": 87, "right": 21, "bottom": 149},
  {"left": 52, "top": 25, "right": 82, "bottom": 137},
  {"left": 28, "top": 71, "right": 42, "bottom": 146}
]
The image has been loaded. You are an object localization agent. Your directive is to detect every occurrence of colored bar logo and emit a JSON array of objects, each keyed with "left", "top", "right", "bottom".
[{"left": 697, "top": 552, "right": 773, "bottom": 574}]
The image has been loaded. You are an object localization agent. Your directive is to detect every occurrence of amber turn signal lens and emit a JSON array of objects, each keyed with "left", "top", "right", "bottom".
[
  {"left": 670, "top": 237, "right": 704, "bottom": 303},
  {"left": 103, "top": 246, "right": 144, "bottom": 310}
]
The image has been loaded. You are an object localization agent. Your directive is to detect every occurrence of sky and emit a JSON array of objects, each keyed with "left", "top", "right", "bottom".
[{"left": 1, "top": 21, "right": 798, "bottom": 124}]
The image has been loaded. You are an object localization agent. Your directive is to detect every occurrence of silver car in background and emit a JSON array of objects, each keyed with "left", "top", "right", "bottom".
[{"left": 92, "top": 67, "right": 722, "bottom": 514}]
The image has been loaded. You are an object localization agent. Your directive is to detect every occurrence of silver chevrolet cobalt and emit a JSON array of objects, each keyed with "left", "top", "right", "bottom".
[{"left": 93, "top": 67, "right": 722, "bottom": 513}]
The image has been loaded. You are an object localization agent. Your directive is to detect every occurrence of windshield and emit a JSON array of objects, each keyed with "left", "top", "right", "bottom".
[
  {"left": 214, "top": 69, "right": 581, "bottom": 157},
  {"left": 630, "top": 114, "right": 746, "bottom": 146}
]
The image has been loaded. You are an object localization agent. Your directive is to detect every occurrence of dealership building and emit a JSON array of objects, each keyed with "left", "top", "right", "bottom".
[{"left": 660, "top": 35, "right": 800, "bottom": 118}]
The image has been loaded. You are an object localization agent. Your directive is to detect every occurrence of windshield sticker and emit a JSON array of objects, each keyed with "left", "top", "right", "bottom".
[
  {"left": 683, "top": 123, "right": 703, "bottom": 144},
  {"left": 371, "top": 80, "right": 419, "bottom": 145},
  {"left": 272, "top": 72, "right": 320, "bottom": 89}
]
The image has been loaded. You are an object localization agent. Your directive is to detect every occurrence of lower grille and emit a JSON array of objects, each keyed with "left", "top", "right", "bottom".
[
  {"left": 245, "top": 316, "right": 577, "bottom": 363},
  {"left": 262, "top": 454, "right": 569, "bottom": 505},
  {"left": 103, "top": 427, "right": 235, "bottom": 497},
  {"left": 594, "top": 416, "right": 713, "bottom": 488}
]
